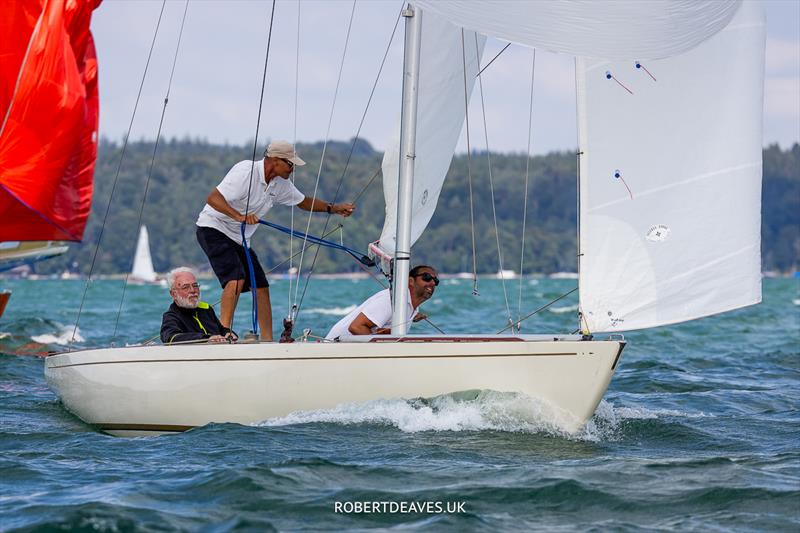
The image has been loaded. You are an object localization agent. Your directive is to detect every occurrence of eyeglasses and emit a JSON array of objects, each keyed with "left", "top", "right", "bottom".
[
  {"left": 175, "top": 283, "right": 199, "bottom": 291},
  {"left": 281, "top": 158, "right": 294, "bottom": 170},
  {"left": 414, "top": 272, "right": 439, "bottom": 286}
]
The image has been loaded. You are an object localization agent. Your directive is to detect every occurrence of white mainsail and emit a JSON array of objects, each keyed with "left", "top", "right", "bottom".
[
  {"left": 378, "top": 0, "right": 763, "bottom": 333},
  {"left": 577, "top": 1, "right": 764, "bottom": 332},
  {"left": 375, "top": 9, "right": 485, "bottom": 266},
  {"left": 415, "top": 0, "right": 741, "bottom": 60},
  {"left": 130, "top": 225, "right": 157, "bottom": 283}
]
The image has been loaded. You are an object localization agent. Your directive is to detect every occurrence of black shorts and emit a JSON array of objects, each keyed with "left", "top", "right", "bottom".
[{"left": 196, "top": 226, "right": 269, "bottom": 292}]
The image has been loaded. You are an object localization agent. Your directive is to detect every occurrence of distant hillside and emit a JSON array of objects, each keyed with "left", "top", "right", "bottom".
[{"left": 34, "top": 139, "right": 799, "bottom": 275}]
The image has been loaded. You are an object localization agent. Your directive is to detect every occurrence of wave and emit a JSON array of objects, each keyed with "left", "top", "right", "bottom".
[
  {"left": 255, "top": 391, "right": 708, "bottom": 442},
  {"left": 303, "top": 305, "right": 357, "bottom": 316},
  {"left": 31, "top": 325, "right": 84, "bottom": 345},
  {"left": 548, "top": 304, "right": 577, "bottom": 314}
]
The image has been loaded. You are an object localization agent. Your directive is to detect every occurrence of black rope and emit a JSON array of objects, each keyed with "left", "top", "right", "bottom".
[
  {"left": 350, "top": 165, "right": 382, "bottom": 204},
  {"left": 497, "top": 287, "right": 578, "bottom": 334},
  {"left": 476, "top": 42, "right": 510, "bottom": 77},
  {"left": 241, "top": 0, "right": 277, "bottom": 335},
  {"left": 244, "top": 0, "right": 277, "bottom": 219},
  {"left": 112, "top": 0, "right": 190, "bottom": 341},
  {"left": 70, "top": 0, "right": 167, "bottom": 349}
]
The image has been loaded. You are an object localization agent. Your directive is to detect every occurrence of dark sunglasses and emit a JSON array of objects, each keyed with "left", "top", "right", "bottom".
[
  {"left": 415, "top": 272, "right": 439, "bottom": 286},
  {"left": 282, "top": 158, "right": 294, "bottom": 169}
]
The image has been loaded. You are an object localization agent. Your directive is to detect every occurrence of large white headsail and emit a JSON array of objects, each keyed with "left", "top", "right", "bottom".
[
  {"left": 414, "top": 0, "right": 741, "bottom": 60},
  {"left": 577, "top": 1, "right": 765, "bottom": 332},
  {"left": 375, "top": 9, "right": 485, "bottom": 268}
]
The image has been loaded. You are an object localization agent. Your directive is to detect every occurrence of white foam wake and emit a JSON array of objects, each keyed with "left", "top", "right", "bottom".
[
  {"left": 31, "top": 325, "right": 84, "bottom": 345},
  {"left": 304, "top": 305, "right": 357, "bottom": 316},
  {"left": 257, "top": 392, "right": 712, "bottom": 442},
  {"left": 259, "top": 391, "right": 568, "bottom": 434}
]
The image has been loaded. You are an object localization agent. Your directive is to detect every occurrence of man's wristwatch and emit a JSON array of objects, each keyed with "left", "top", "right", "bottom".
[{"left": 326, "top": 203, "right": 333, "bottom": 214}]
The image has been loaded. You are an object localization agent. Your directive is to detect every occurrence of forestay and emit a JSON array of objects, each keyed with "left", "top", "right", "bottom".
[
  {"left": 374, "top": 10, "right": 485, "bottom": 268},
  {"left": 577, "top": 1, "right": 764, "bottom": 332}
]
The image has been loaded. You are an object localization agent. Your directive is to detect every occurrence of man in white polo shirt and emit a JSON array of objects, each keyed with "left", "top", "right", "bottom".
[
  {"left": 326, "top": 265, "right": 439, "bottom": 340},
  {"left": 196, "top": 140, "right": 354, "bottom": 341}
]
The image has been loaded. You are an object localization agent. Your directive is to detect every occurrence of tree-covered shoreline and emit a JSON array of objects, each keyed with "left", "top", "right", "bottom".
[{"left": 30, "top": 139, "right": 800, "bottom": 276}]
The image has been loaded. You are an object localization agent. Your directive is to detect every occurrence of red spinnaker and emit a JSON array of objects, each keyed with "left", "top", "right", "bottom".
[{"left": 0, "top": 0, "right": 102, "bottom": 241}]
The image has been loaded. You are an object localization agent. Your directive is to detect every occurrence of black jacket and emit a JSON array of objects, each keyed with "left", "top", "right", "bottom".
[{"left": 160, "top": 301, "right": 232, "bottom": 344}]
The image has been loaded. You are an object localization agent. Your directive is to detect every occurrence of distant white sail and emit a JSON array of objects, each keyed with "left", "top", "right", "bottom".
[
  {"left": 131, "top": 225, "right": 157, "bottom": 283},
  {"left": 414, "top": 0, "right": 740, "bottom": 60},
  {"left": 577, "top": 1, "right": 764, "bottom": 332},
  {"left": 376, "top": 9, "right": 485, "bottom": 264}
]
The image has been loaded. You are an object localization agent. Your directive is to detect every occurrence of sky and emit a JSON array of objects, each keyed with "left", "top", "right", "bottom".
[{"left": 91, "top": 0, "right": 800, "bottom": 155}]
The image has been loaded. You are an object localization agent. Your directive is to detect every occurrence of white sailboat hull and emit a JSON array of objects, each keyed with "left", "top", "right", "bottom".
[{"left": 45, "top": 336, "right": 624, "bottom": 437}]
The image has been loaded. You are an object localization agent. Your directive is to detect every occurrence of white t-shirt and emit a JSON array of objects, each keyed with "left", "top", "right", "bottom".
[
  {"left": 326, "top": 288, "right": 418, "bottom": 340},
  {"left": 196, "top": 159, "right": 305, "bottom": 245}
]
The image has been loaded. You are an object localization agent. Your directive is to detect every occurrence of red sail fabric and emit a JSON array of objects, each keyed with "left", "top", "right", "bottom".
[{"left": 0, "top": 0, "right": 101, "bottom": 241}]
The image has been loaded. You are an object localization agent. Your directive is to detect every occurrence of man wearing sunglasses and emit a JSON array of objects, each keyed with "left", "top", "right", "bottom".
[
  {"left": 160, "top": 267, "right": 235, "bottom": 345},
  {"left": 326, "top": 265, "right": 439, "bottom": 340},
  {"left": 196, "top": 140, "right": 355, "bottom": 341}
]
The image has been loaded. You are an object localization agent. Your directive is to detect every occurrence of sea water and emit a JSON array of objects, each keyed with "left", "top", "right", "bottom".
[{"left": 0, "top": 277, "right": 798, "bottom": 531}]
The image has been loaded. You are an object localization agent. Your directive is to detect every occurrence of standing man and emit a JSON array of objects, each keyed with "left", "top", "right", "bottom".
[
  {"left": 160, "top": 267, "right": 234, "bottom": 344},
  {"left": 326, "top": 265, "right": 439, "bottom": 339},
  {"left": 196, "top": 140, "right": 354, "bottom": 341}
]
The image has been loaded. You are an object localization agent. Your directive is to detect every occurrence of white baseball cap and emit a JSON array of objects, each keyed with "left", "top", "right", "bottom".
[{"left": 265, "top": 140, "right": 306, "bottom": 166}]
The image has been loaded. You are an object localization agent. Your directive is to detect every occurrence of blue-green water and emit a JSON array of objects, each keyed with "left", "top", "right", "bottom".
[{"left": 1, "top": 277, "right": 798, "bottom": 531}]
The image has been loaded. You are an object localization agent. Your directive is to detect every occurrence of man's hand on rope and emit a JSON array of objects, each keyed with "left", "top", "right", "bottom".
[
  {"left": 332, "top": 203, "right": 355, "bottom": 217},
  {"left": 238, "top": 212, "right": 259, "bottom": 224}
]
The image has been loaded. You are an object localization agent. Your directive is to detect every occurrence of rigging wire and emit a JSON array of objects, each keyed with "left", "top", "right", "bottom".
[
  {"left": 70, "top": 0, "right": 168, "bottom": 348},
  {"left": 111, "top": 0, "right": 190, "bottom": 341},
  {"left": 473, "top": 34, "right": 513, "bottom": 326},
  {"left": 242, "top": 0, "right": 277, "bottom": 335},
  {"left": 291, "top": 0, "right": 357, "bottom": 314},
  {"left": 349, "top": 165, "right": 383, "bottom": 205},
  {"left": 497, "top": 287, "right": 577, "bottom": 334},
  {"left": 291, "top": 1, "right": 404, "bottom": 321},
  {"left": 475, "top": 42, "right": 510, "bottom": 78},
  {"left": 460, "top": 29, "right": 479, "bottom": 295},
  {"left": 288, "top": 0, "right": 302, "bottom": 316},
  {"left": 517, "top": 49, "right": 536, "bottom": 331}
]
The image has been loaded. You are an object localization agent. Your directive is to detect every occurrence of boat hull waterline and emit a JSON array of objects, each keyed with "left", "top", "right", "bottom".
[{"left": 45, "top": 337, "right": 624, "bottom": 437}]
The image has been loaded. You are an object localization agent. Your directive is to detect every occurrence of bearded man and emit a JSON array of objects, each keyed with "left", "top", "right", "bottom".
[{"left": 160, "top": 267, "right": 235, "bottom": 344}]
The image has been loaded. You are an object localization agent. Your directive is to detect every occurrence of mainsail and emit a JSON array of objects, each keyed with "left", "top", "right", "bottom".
[
  {"left": 0, "top": 0, "right": 101, "bottom": 242},
  {"left": 376, "top": 0, "right": 762, "bottom": 332},
  {"left": 577, "top": 1, "right": 765, "bottom": 332}
]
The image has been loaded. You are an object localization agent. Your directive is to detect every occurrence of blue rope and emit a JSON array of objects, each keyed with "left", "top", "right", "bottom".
[
  {"left": 238, "top": 219, "right": 375, "bottom": 338},
  {"left": 240, "top": 223, "right": 259, "bottom": 336},
  {"left": 258, "top": 219, "right": 375, "bottom": 267}
]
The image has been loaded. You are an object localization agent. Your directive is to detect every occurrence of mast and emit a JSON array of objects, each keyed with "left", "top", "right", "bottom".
[
  {"left": 391, "top": 3, "right": 422, "bottom": 335},
  {"left": 574, "top": 56, "right": 587, "bottom": 335}
]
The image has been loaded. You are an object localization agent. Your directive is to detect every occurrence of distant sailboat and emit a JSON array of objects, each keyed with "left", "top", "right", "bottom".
[{"left": 129, "top": 226, "right": 159, "bottom": 285}]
